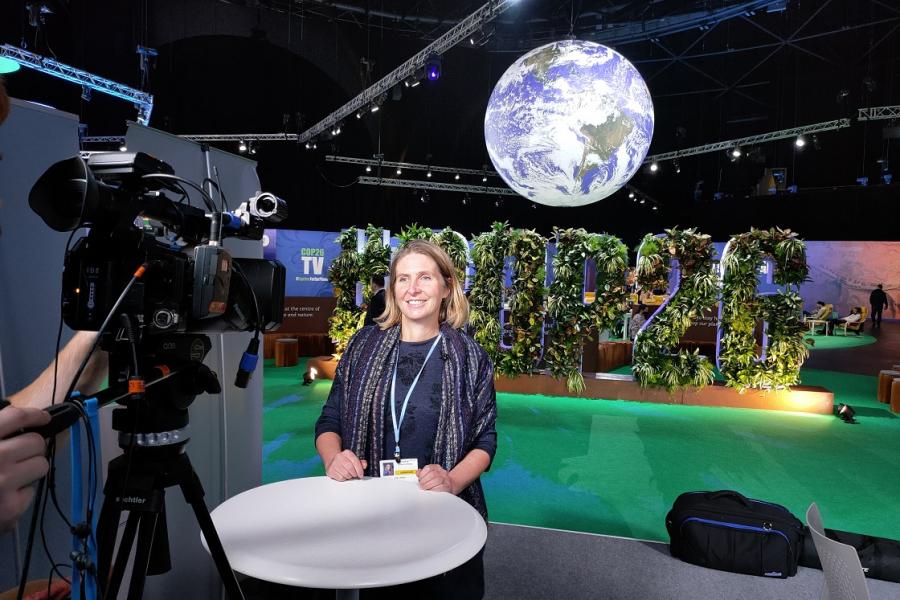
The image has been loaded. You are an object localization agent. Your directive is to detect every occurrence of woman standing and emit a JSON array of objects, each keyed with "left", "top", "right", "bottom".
[{"left": 315, "top": 240, "right": 497, "bottom": 598}]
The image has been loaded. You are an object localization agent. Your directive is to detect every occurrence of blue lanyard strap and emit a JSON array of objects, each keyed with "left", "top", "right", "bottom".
[{"left": 390, "top": 333, "right": 442, "bottom": 461}]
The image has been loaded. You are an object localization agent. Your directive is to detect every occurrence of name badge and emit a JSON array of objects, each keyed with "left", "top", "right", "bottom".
[{"left": 380, "top": 458, "right": 418, "bottom": 480}]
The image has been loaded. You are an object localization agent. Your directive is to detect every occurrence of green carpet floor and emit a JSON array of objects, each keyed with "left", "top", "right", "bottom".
[
  {"left": 262, "top": 359, "right": 900, "bottom": 543},
  {"left": 804, "top": 332, "right": 877, "bottom": 350}
]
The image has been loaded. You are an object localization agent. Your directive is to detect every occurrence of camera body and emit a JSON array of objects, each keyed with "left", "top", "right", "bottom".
[{"left": 31, "top": 151, "right": 286, "bottom": 337}]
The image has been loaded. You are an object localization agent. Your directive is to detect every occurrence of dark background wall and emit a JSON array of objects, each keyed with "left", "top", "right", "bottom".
[{"left": 2, "top": 0, "right": 898, "bottom": 252}]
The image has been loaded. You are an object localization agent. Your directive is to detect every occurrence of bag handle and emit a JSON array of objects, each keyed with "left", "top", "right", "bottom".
[{"left": 709, "top": 490, "right": 752, "bottom": 507}]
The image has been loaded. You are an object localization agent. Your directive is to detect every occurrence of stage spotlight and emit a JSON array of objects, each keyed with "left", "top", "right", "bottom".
[
  {"left": 426, "top": 170, "right": 432, "bottom": 178},
  {"left": 303, "top": 366, "right": 318, "bottom": 386},
  {"left": 370, "top": 104, "right": 380, "bottom": 113},
  {"left": 0, "top": 56, "right": 21, "bottom": 74},
  {"left": 652, "top": 205, "right": 658, "bottom": 211},
  {"left": 649, "top": 162, "right": 658, "bottom": 172},
  {"left": 419, "top": 190, "right": 429, "bottom": 204},
  {"left": 119, "top": 143, "right": 128, "bottom": 152},
  {"left": 355, "top": 110, "right": 363, "bottom": 119},
  {"left": 238, "top": 140, "right": 247, "bottom": 153},
  {"left": 731, "top": 146, "right": 742, "bottom": 158},
  {"left": 462, "top": 193, "right": 470, "bottom": 206},
  {"left": 249, "top": 142, "right": 257, "bottom": 155},
  {"left": 365, "top": 165, "right": 372, "bottom": 173},
  {"left": 425, "top": 54, "right": 442, "bottom": 81},
  {"left": 454, "top": 173, "right": 460, "bottom": 181},
  {"left": 674, "top": 159, "right": 681, "bottom": 173},
  {"left": 305, "top": 141, "right": 311, "bottom": 149},
  {"left": 396, "top": 168, "right": 402, "bottom": 175},
  {"left": 639, "top": 199, "right": 645, "bottom": 204},
  {"left": 628, "top": 191, "right": 635, "bottom": 199},
  {"left": 795, "top": 135, "right": 806, "bottom": 148},
  {"left": 836, "top": 403, "right": 857, "bottom": 423},
  {"left": 482, "top": 175, "right": 488, "bottom": 183}
]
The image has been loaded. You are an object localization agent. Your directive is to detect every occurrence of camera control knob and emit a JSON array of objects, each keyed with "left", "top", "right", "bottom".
[{"left": 153, "top": 309, "right": 177, "bottom": 330}]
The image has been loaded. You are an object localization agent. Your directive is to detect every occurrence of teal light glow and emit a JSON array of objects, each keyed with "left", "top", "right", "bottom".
[{"left": 0, "top": 56, "right": 21, "bottom": 74}]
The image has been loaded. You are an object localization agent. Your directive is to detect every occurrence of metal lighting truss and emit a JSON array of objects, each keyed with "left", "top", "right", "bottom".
[
  {"left": 326, "top": 155, "right": 498, "bottom": 177},
  {"left": 81, "top": 133, "right": 299, "bottom": 144},
  {"left": 0, "top": 43, "right": 154, "bottom": 125},
  {"left": 356, "top": 176, "right": 518, "bottom": 196},
  {"left": 296, "top": 0, "right": 519, "bottom": 144},
  {"left": 81, "top": 136, "right": 127, "bottom": 143},
  {"left": 180, "top": 133, "right": 298, "bottom": 141},
  {"left": 857, "top": 105, "right": 900, "bottom": 121},
  {"left": 644, "top": 118, "right": 851, "bottom": 163}
]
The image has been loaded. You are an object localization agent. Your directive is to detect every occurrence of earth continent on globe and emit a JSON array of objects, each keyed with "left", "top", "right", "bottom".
[{"left": 484, "top": 39, "right": 654, "bottom": 207}]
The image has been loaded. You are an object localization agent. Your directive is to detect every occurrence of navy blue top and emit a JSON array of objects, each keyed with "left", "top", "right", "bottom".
[{"left": 315, "top": 335, "right": 497, "bottom": 468}]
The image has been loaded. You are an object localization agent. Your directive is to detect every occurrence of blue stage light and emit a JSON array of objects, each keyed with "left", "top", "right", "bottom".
[{"left": 425, "top": 55, "right": 442, "bottom": 81}]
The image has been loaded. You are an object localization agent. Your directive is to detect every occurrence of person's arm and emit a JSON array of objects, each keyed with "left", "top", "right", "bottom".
[
  {"left": 316, "top": 432, "right": 366, "bottom": 480},
  {"left": 313, "top": 338, "right": 366, "bottom": 480},
  {"left": 418, "top": 449, "right": 491, "bottom": 494},
  {"left": 8, "top": 331, "right": 107, "bottom": 409},
  {"left": 419, "top": 345, "right": 497, "bottom": 494},
  {"left": 0, "top": 406, "right": 51, "bottom": 532}
]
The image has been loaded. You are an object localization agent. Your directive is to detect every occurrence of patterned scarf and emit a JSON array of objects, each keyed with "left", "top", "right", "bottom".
[{"left": 336, "top": 322, "right": 496, "bottom": 519}]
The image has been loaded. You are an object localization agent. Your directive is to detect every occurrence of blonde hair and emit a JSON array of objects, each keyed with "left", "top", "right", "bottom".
[{"left": 377, "top": 240, "right": 469, "bottom": 330}]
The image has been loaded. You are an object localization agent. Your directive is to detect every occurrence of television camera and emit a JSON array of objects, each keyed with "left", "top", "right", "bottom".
[{"left": 25, "top": 151, "right": 288, "bottom": 598}]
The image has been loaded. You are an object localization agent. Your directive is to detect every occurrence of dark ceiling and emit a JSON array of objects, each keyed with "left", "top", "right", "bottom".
[{"left": 2, "top": 0, "right": 899, "bottom": 247}]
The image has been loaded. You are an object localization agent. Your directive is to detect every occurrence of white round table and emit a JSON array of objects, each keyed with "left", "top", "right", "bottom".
[{"left": 203, "top": 476, "right": 487, "bottom": 598}]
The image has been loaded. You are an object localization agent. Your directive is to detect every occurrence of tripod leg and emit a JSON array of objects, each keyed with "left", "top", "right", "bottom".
[
  {"left": 175, "top": 455, "right": 245, "bottom": 600},
  {"left": 127, "top": 513, "right": 160, "bottom": 600},
  {"left": 96, "top": 491, "right": 125, "bottom": 594},
  {"left": 106, "top": 512, "right": 140, "bottom": 600}
]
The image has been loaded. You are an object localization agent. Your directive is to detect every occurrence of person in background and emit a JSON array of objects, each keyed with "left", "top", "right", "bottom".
[
  {"left": 810, "top": 301, "right": 833, "bottom": 320},
  {"left": 870, "top": 284, "right": 887, "bottom": 329},
  {"left": 1, "top": 332, "right": 106, "bottom": 531},
  {"left": 826, "top": 307, "right": 862, "bottom": 335},
  {"left": 363, "top": 275, "right": 386, "bottom": 327},
  {"left": 315, "top": 240, "right": 496, "bottom": 599},
  {"left": 628, "top": 304, "right": 648, "bottom": 340}
]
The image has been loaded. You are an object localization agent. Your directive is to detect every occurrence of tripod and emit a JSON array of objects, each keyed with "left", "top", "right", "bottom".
[{"left": 93, "top": 335, "right": 245, "bottom": 599}]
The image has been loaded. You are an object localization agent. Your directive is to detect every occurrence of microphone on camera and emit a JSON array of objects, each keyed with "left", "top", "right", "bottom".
[{"left": 0, "top": 399, "right": 83, "bottom": 440}]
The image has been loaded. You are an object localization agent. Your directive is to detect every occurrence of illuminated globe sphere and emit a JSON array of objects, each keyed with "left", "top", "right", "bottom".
[{"left": 484, "top": 40, "right": 654, "bottom": 207}]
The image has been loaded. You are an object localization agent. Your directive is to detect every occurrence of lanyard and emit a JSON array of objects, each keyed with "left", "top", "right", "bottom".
[{"left": 390, "top": 333, "right": 442, "bottom": 461}]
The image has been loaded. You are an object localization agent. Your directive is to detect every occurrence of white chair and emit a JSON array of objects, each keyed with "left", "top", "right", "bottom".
[{"left": 806, "top": 502, "right": 870, "bottom": 600}]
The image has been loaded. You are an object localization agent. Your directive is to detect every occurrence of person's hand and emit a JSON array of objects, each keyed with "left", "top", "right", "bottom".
[
  {"left": 417, "top": 464, "right": 454, "bottom": 494},
  {"left": 325, "top": 450, "right": 367, "bottom": 481},
  {"left": 0, "top": 406, "right": 51, "bottom": 532}
]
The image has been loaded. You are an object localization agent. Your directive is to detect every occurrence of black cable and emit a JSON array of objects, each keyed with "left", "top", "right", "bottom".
[
  {"left": 232, "top": 262, "right": 263, "bottom": 338},
  {"left": 20, "top": 264, "right": 147, "bottom": 598},
  {"left": 18, "top": 229, "right": 77, "bottom": 600},
  {"left": 316, "top": 165, "right": 361, "bottom": 188},
  {"left": 202, "top": 177, "right": 229, "bottom": 212},
  {"left": 141, "top": 174, "right": 217, "bottom": 212}
]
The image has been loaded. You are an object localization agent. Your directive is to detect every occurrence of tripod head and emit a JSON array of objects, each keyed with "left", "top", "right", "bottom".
[{"left": 96, "top": 331, "right": 222, "bottom": 451}]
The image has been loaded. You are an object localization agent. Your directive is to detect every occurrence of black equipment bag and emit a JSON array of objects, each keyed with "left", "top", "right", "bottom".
[
  {"left": 666, "top": 490, "right": 804, "bottom": 578},
  {"left": 799, "top": 527, "right": 900, "bottom": 583}
]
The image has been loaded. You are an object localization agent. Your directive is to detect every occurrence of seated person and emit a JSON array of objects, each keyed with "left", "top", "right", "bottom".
[
  {"left": 805, "top": 301, "right": 832, "bottom": 321},
  {"left": 826, "top": 307, "right": 862, "bottom": 335}
]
